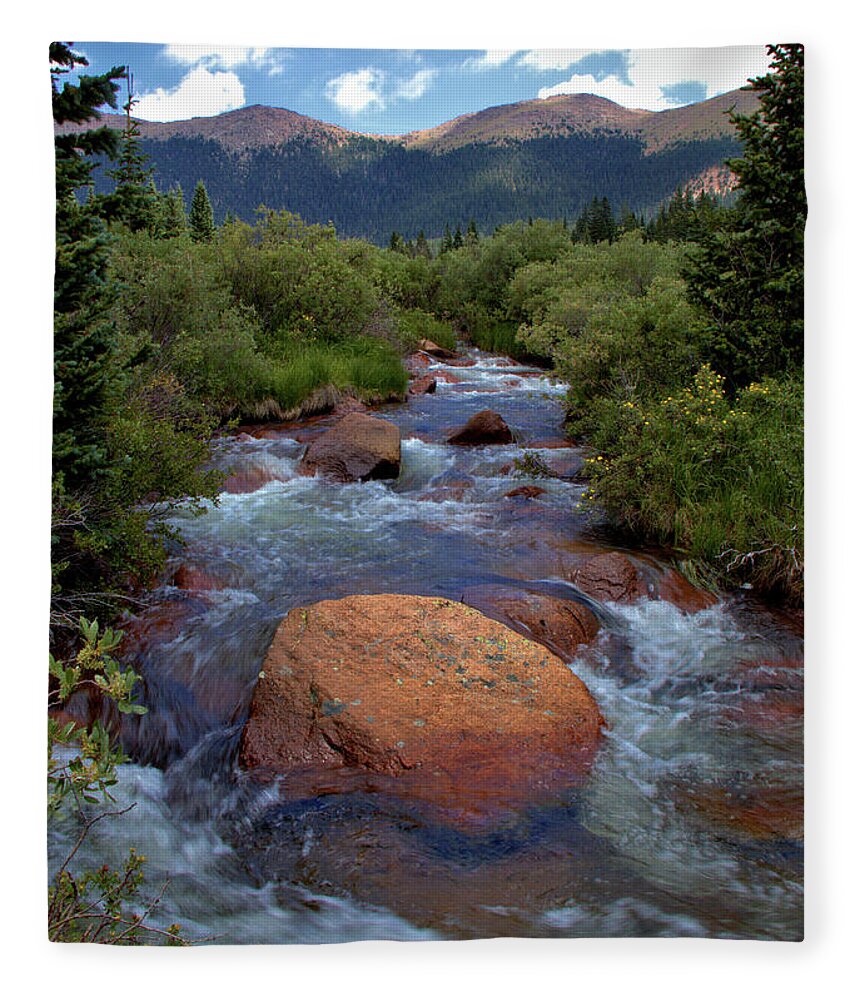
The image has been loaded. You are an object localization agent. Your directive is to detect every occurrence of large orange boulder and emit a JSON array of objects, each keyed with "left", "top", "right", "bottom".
[
  {"left": 239, "top": 595, "right": 603, "bottom": 817},
  {"left": 446, "top": 410, "right": 513, "bottom": 446},
  {"left": 298, "top": 413, "right": 401, "bottom": 482},
  {"left": 459, "top": 585, "right": 600, "bottom": 662}
]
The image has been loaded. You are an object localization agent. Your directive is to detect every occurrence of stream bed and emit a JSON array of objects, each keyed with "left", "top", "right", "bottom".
[{"left": 48, "top": 348, "right": 803, "bottom": 943}]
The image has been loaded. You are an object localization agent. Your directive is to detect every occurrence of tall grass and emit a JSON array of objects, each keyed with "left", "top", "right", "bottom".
[{"left": 265, "top": 337, "right": 408, "bottom": 412}]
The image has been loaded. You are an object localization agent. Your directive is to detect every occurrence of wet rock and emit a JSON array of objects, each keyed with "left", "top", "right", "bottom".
[
  {"left": 653, "top": 567, "right": 718, "bottom": 613},
  {"left": 298, "top": 413, "right": 401, "bottom": 482},
  {"left": 569, "top": 552, "right": 647, "bottom": 604},
  {"left": 172, "top": 563, "right": 229, "bottom": 592},
  {"left": 459, "top": 585, "right": 600, "bottom": 662},
  {"left": 447, "top": 410, "right": 514, "bottom": 446},
  {"left": 416, "top": 486, "right": 468, "bottom": 503},
  {"left": 409, "top": 375, "right": 437, "bottom": 395},
  {"left": 434, "top": 371, "right": 464, "bottom": 384},
  {"left": 673, "top": 780, "right": 803, "bottom": 842},
  {"left": 444, "top": 357, "right": 478, "bottom": 368},
  {"left": 505, "top": 485, "right": 547, "bottom": 500},
  {"left": 239, "top": 594, "right": 603, "bottom": 816},
  {"left": 406, "top": 351, "right": 432, "bottom": 371},
  {"left": 417, "top": 339, "right": 456, "bottom": 359}
]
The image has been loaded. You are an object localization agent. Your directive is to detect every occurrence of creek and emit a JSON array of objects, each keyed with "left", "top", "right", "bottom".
[{"left": 48, "top": 347, "right": 803, "bottom": 942}]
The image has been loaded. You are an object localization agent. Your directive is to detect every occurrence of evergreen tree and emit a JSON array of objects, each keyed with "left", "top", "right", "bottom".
[
  {"left": 452, "top": 225, "right": 464, "bottom": 250},
  {"left": 466, "top": 218, "right": 480, "bottom": 246},
  {"left": 51, "top": 42, "right": 125, "bottom": 487},
  {"left": 189, "top": 179, "right": 216, "bottom": 242},
  {"left": 415, "top": 229, "right": 431, "bottom": 259},
  {"left": 441, "top": 223, "right": 453, "bottom": 254},
  {"left": 685, "top": 44, "right": 805, "bottom": 385},
  {"left": 101, "top": 71, "right": 159, "bottom": 232},
  {"left": 158, "top": 183, "right": 187, "bottom": 237},
  {"left": 389, "top": 230, "right": 405, "bottom": 253}
]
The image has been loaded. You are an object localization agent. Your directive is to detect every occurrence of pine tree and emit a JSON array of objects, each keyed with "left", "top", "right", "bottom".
[
  {"left": 189, "top": 179, "right": 216, "bottom": 243},
  {"left": 415, "top": 230, "right": 431, "bottom": 259},
  {"left": 102, "top": 71, "right": 159, "bottom": 232},
  {"left": 441, "top": 223, "right": 453, "bottom": 255},
  {"left": 452, "top": 225, "right": 464, "bottom": 250},
  {"left": 159, "top": 183, "right": 187, "bottom": 237},
  {"left": 51, "top": 42, "right": 125, "bottom": 487},
  {"left": 466, "top": 218, "right": 479, "bottom": 246},
  {"left": 685, "top": 44, "right": 805, "bottom": 385}
]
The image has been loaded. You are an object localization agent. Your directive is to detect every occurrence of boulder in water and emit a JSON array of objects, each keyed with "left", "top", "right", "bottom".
[
  {"left": 459, "top": 585, "right": 600, "bottom": 661},
  {"left": 569, "top": 552, "right": 647, "bottom": 604},
  {"left": 239, "top": 594, "right": 603, "bottom": 816},
  {"left": 409, "top": 374, "right": 437, "bottom": 395},
  {"left": 298, "top": 413, "right": 401, "bottom": 482},
  {"left": 447, "top": 410, "right": 513, "bottom": 446},
  {"left": 504, "top": 485, "right": 546, "bottom": 500},
  {"left": 417, "top": 339, "right": 455, "bottom": 359}
]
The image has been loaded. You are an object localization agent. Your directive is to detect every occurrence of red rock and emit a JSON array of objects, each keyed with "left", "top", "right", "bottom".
[
  {"left": 652, "top": 567, "right": 718, "bottom": 613},
  {"left": 416, "top": 486, "right": 467, "bottom": 503},
  {"left": 298, "top": 413, "right": 401, "bottom": 482},
  {"left": 408, "top": 375, "right": 437, "bottom": 395},
  {"left": 570, "top": 552, "right": 647, "bottom": 604},
  {"left": 434, "top": 371, "right": 463, "bottom": 384},
  {"left": 527, "top": 437, "right": 576, "bottom": 449},
  {"left": 459, "top": 585, "right": 600, "bottom": 661},
  {"left": 447, "top": 410, "right": 514, "bottom": 446},
  {"left": 239, "top": 595, "right": 603, "bottom": 815},
  {"left": 173, "top": 563, "right": 228, "bottom": 592},
  {"left": 406, "top": 351, "right": 432, "bottom": 370},
  {"left": 444, "top": 357, "right": 478, "bottom": 368},
  {"left": 505, "top": 485, "right": 547, "bottom": 499},
  {"left": 675, "top": 782, "right": 803, "bottom": 841},
  {"left": 499, "top": 463, "right": 513, "bottom": 475}
]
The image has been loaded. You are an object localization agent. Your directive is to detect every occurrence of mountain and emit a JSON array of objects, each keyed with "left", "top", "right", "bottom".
[{"left": 64, "top": 89, "right": 757, "bottom": 242}]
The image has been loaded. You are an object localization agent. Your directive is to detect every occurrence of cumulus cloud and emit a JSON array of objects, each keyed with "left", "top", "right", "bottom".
[
  {"left": 134, "top": 65, "right": 246, "bottom": 122},
  {"left": 162, "top": 45, "right": 285, "bottom": 76},
  {"left": 396, "top": 69, "right": 437, "bottom": 101},
  {"left": 463, "top": 50, "right": 519, "bottom": 71},
  {"left": 517, "top": 49, "right": 603, "bottom": 72},
  {"left": 536, "top": 46, "right": 771, "bottom": 111},
  {"left": 324, "top": 66, "right": 437, "bottom": 114},
  {"left": 325, "top": 67, "right": 387, "bottom": 114}
]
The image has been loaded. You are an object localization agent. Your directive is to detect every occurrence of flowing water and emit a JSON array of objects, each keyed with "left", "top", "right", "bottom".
[{"left": 48, "top": 348, "right": 803, "bottom": 942}]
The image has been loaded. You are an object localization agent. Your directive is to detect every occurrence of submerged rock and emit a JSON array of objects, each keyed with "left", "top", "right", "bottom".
[
  {"left": 298, "top": 413, "right": 401, "bottom": 482},
  {"left": 447, "top": 410, "right": 513, "bottom": 446},
  {"left": 504, "top": 485, "right": 547, "bottom": 499},
  {"left": 239, "top": 594, "right": 603, "bottom": 817}
]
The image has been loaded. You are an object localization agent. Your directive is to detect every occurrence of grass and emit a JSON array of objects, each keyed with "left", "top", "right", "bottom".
[
  {"left": 469, "top": 319, "right": 548, "bottom": 363},
  {"left": 265, "top": 337, "right": 408, "bottom": 412}
]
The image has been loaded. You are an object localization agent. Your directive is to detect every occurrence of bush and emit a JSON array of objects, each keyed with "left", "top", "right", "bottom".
[{"left": 580, "top": 367, "right": 803, "bottom": 601}]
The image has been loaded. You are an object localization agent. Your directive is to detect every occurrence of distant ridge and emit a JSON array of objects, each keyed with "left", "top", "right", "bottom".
[
  {"left": 57, "top": 89, "right": 758, "bottom": 242},
  {"left": 58, "top": 88, "right": 758, "bottom": 154}
]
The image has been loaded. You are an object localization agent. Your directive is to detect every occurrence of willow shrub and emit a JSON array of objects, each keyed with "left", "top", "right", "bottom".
[{"left": 581, "top": 367, "right": 803, "bottom": 602}]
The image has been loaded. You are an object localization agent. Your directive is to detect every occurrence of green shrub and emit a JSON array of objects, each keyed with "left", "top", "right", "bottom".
[{"left": 580, "top": 367, "right": 803, "bottom": 601}]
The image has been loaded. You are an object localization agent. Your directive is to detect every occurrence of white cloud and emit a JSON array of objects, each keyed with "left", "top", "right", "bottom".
[
  {"left": 325, "top": 67, "right": 386, "bottom": 114},
  {"left": 536, "top": 46, "right": 772, "bottom": 111},
  {"left": 518, "top": 49, "right": 602, "bottom": 72},
  {"left": 463, "top": 50, "right": 519, "bottom": 71},
  {"left": 135, "top": 65, "right": 246, "bottom": 122},
  {"left": 396, "top": 69, "right": 437, "bottom": 101},
  {"left": 162, "top": 45, "right": 285, "bottom": 75}
]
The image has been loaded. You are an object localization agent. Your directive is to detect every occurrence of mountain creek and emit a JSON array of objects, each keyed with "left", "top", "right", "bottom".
[{"left": 48, "top": 346, "right": 803, "bottom": 943}]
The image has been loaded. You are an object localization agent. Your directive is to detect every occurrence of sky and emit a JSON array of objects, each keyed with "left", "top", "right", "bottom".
[{"left": 65, "top": 43, "right": 774, "bottom": 135}]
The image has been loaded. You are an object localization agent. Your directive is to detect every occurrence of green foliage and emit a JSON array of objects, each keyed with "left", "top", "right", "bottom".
[
  {"left": 512, "top": 451, "right": 553, "bottom": 478},
  {"left": 685, "top": 45, "right": 805, "bottom": 386},
  {"left": 48, "top": 620, "right": 191, "bottom": 945},
  {"left": 579, "top": 368, "right": 803, "bottom": 601},
  {"left": 395, "top": 308, "right": 456, "bottom": 352},
  {"left": 189, "top": 179, "right": 216, "bottom": 242}
]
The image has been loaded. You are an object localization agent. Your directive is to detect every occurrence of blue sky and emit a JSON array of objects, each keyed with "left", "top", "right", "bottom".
[{"left": 67, "top": 43, "right": 773, "bottom": 134}]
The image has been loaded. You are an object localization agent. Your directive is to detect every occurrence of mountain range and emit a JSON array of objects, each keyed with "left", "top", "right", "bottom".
[{"left": 66, "top": 88, "right": 758, "bottom": 242}]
